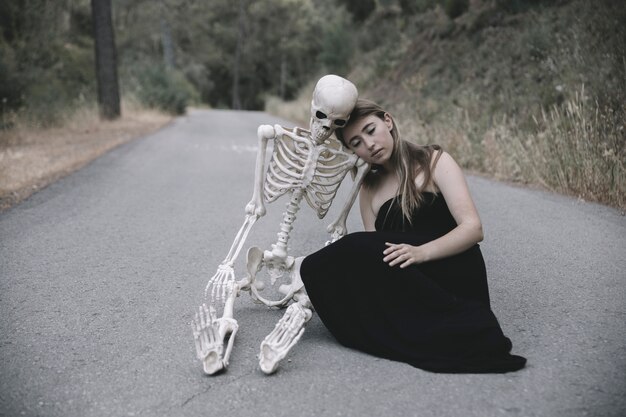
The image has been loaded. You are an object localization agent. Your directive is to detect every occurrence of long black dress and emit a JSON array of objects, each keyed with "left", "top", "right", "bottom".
[{"left": 300, "top": 192, "right": 526, "bottom": 373}]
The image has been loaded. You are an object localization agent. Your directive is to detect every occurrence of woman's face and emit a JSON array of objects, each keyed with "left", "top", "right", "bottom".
[{"left": 342, "top": 113, "right": 394, "bottom": 165}]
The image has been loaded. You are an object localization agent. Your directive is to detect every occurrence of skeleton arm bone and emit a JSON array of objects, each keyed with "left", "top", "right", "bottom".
[
  {"left": 206, "top": 124, "right": 275, "bottom": 301},
  {"left": 246, "top": 124, "right": 277, "bottom": 217},
  {"left": 205, "top": 213, "right": 258, "bottom": 300},
  {"left": 326, "top": 158, "right": 370, "bottom": 243},
  {"left": 277, "top": 125, "right": 309, "bottom": 144}
]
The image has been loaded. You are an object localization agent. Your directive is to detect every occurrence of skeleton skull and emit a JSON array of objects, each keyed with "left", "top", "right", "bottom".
[{"left": 310, "top": 75, "right": 358, "bottom": 144}]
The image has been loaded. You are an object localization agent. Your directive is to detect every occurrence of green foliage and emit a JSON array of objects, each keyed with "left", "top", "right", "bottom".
[
  {"left": 0, "top": 0, "right": 97, "bottom": 124},
  {"left": 134, "top": 65, "right": 198, "bottom": 115},
  {"left": 117, "top": 0, "right": 328, "bottom": 110},
  {"left": 272, "top": 0, "right": 625, "bottom": 209},
  {"left": 0, "top": 0, "right": 374, "bottom": 117},
  {"left": 398, "top": 0, "right": 438, "bottom": 15},
  {"left": 25, "top": 75, "right": 74, "bottom": 125},
  {"left": 495, "top": 0, "right": 556, "bottom": 14},
  {"left": 337, "top": 0, "right": 376, "bottom": 22},
  {"left": 243, "top": 0, "right": 325, "bottom": 105},
  {"left": 524, "top": 25, "right": 550, "bottom": 60},
  {"left": 0, "top": 42, "right": 23, "bottom": 115},
  {"left": 69, "top": 4, "right": 93, "bottom": 37},
  {"left": 317, "top": 9, "right": 355, "bottom": 75},
  {"left": 442, "top": 0, "right": 469, "bottom": 19},
  {"left": 22, "top": 37, "right": 96, "bottom": 125}
]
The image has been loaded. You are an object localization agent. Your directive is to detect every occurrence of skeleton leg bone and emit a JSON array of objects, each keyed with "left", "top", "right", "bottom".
[{"left": 258, "top": 257, "right": 311, "bottom": 374}]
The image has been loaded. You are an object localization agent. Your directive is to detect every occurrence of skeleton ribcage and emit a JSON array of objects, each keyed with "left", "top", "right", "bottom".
[{"left": 263, "top": 132, "right": 355, "bottom": 219}]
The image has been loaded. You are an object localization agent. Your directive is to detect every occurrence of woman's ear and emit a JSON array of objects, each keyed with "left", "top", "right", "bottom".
[{"left": 383, "top": 113, "right": 393, "bottom": 130}]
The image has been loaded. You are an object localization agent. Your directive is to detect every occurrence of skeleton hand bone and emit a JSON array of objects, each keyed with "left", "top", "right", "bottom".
[
  {"left": 205, "top": 263, "right": 236, "bottom": 302},
  {"left": 326, "top": 220, "right": 347, "bottom": 245}
]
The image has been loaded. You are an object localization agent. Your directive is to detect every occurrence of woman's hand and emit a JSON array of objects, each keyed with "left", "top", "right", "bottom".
[{"left": 383, "top": 242, "right": 429, "bottom": 268}]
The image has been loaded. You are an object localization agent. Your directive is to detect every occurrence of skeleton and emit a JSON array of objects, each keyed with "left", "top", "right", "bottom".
[{"left": 191, "top": 75, "right": 368, "bottom": 375}]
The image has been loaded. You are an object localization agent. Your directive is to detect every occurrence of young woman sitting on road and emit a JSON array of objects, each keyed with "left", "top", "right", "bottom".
[{"left": 300, "top": 99, "right": 526, "bottom": 373}]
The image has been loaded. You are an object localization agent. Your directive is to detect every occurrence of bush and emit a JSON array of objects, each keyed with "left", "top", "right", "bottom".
[
  {"left": 495, "top": 0, "right": 555, "bottom": 14},
  {"left": 338, "top": 0, "right": 376, "bottom": 22},
  {"left": 0, "top": 43, "right": 23, "bottom": 127},
  {"left": 398, "top": 0, "right": 438, "bottom": 15},
  {"left": 319, "top": 23, "right": 355, "bottom": 75},
  {"left": 0, "top": 36, "right": 97, "bottom": 127},
  {"left": 135, "top": 65, "right": 198, "bottom": 115},
  {"left": 24, "top": 75, "right": 74, "bottom": 126},
  {"left": 442, "top": 0, "right": 469, "bottom": 19},
  {"left": 502, "top": 89, "right": 625, "bottom": 209}
]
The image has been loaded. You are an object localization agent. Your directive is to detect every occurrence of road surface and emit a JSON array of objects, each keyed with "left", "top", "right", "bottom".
[{"left": 1, "top": 109, "right": 624, "bottom": 417}]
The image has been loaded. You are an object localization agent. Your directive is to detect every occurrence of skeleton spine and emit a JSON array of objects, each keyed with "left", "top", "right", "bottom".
[{"left": 273, "top": 189, "right": 303, "bottom": 257}]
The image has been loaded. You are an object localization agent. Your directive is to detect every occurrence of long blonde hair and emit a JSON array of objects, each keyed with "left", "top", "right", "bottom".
[{"left": 336, "top": 99, "right": 442, "bottom": 222}]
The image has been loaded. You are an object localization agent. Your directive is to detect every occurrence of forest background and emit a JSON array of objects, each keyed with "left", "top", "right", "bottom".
[{"left": 0, "top": 0, "right": 624, "bottom": 210}]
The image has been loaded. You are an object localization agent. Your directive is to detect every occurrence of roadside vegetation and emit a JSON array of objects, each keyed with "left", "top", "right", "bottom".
[
  {"left": 0, "top": 0, "right": 623, "bottom": 210},
  {"left": 269, "top": 0, "right": 625, "bottom": 210},
  {"left": 0, "top": 99, "right": 169, "bottom": 210}
]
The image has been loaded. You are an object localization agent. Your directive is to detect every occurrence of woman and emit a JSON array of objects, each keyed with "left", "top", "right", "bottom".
[{"left": 300, "top": 99, "right": 526, "bottom": 373}]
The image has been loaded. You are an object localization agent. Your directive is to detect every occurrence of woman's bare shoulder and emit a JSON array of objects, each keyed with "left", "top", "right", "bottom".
[{"left": 412, "top": 148, "right": 444, "bottom": 193}]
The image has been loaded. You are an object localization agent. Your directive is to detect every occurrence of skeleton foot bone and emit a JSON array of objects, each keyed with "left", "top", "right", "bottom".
[
  {"left": 191, "top": 304, "right": 238, "bottom": 375},
  {"left": 259, "top": 300, "right": 312, "bottom": 374}
]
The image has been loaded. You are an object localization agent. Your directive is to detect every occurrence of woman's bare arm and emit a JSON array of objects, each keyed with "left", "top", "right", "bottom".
[
  {"left": 383, "top": 151, "right": 484, "bottom": 267},
  {"left": 359, "top": 186, "right": 377, "bottom": 232}
]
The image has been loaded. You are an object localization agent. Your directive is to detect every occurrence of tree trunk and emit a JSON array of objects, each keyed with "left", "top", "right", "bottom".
[
  {"left": 160, "top": 17, "right": 175, "bottom": 69},
  {"left": 279, "top": 49, "right": 287, "bottom": 99},
  {"left": 91, "top": 0, "right": 120, "bottom": 120},
  {"left": 160, "top": 0, "right": 175, "bottom": 69},
  {"left": 231, "top": 0, "right": 245, "bottom": 110}
]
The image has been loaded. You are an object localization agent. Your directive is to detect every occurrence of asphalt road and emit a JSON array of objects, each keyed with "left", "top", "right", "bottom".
[{"left": 1, "top": 109, "right": 624, "bottom": 417}]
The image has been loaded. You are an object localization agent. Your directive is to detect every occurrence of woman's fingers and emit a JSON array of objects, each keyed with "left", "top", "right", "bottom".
[
  {"left": 383, "top": 243, "right": 408, "bottom": 264},
  {"left": 383, "top": 242, "right": 400, "bottom": 260},
  {"left": 383, "top": 242, "right": 405, "bottom": 253},
  {"left": 399, "top": 259, "right": 412, "bottom": 268},
  {"left": 384, "top": 242, "right": 417, "bottom": 267},
  {"left": 383, "top": 251, "right": 398, "bottom": 262},
  {"left": 389, "top": 254, "right": 407, "bottom": 266},
  {"left": 383, "top": 242, "right": 396, "bottom": 255}
]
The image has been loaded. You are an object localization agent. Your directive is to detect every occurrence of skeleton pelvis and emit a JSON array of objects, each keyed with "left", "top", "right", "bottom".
[{"left": 245, "top": 246, "right": 301, "bottom": 308}]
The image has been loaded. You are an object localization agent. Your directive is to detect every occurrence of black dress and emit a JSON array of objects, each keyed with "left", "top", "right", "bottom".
[{"left": 301, "top": 192, "right": 526, "bottom": 373}]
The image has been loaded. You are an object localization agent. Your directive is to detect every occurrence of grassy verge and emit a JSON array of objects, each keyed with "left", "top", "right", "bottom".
[
  {"left": 266, "top": 1, "right": 625, "bottom": 212},
  {"left": 0, "top": 99, "right": 171, "bottom": 212},
  {"left": 267, "top": 85, "right": 624, "bottom": 212},
  {"left": 400, "top": 88, "right": 625, "bottom": 210}
]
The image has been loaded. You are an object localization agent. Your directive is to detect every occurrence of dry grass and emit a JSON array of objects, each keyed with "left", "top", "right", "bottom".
[
  {"left": 502, "top": 90, "right": 625, "bottom": 209},
  {"left": 264, "top": 79, "right": 315, "bottom": 127},
  {"left": 0, "top": 99, "right": 171, "bottom": 211},
  {"left": 400, "top": 88, "right": 626, "bottom": 210},
  {"left": 267, "top": 86, "right": 625, "bottom": 211},
  {"left": 266, "top": 1, "right": 625, "bottom": 212}
]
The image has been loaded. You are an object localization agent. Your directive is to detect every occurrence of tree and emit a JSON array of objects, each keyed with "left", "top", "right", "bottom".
[
  {"left": 337, "top": 0, "right": 376, "bottom": 22},
  {"left": 91, "top": 0, "right": 120, "bottom": 119},
  {"left": 231, "top": 0, "right": 246, "bottom": 110}
]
